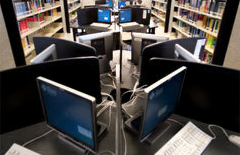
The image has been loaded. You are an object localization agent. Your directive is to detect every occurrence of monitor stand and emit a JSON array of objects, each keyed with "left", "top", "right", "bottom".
[
  {"left": 58, "top": 134, "right": 88, "bottom": 154},
  {"left": 144, "top": 121, "right": 171, "bottom": 145}
]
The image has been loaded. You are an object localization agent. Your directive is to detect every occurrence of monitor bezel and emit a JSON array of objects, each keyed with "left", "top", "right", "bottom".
[
  {"left": 139, "top": 66, "right": 187, "bottom": 142},
  {"left": 37, "top": 76, "right": 98, "bottom": 154},
  {"left": 119, "top": 8, "right": 132, "bottom": 23},
  {"left": 97, "top": 8, "right": 112, "bottom": 24}
]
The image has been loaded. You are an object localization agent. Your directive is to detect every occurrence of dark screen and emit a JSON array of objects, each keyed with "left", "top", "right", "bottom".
[
  {"left": 147, "top": 58, "right": 240, "bottom": 132},
  {"left": 141, "top": 68, "right": 186, "bottom": 141},
  {"left": 91, "top": 38, "right": 105, "bottom": 56},
  {"left": 39, "top": 78, "right": 96, "bottom": 150}
]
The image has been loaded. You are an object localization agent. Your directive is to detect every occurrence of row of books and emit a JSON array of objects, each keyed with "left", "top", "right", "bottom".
[
  {"left": 18, "top": 19, "right": 29, "bottom": 34},
  {"left": 175, "top": 19, "right": 217, "bottom": 49},
  {"left": 21, "top": 36, "right": 31, "bottom": 52},
  {"left": 202, "top": 50, "right": 213, "bottom": 63},
  {"left": 177, "top": 9, "right": 221, "bottom": 34},
  {"left": 13, "top": 0, "right": 57, "bottom": 17},
  {"left": 177, "top": 0, "right": 226, "bottom": 16},
  {"left": 17, "top": 8, "right": 59, "bottom": 34}
]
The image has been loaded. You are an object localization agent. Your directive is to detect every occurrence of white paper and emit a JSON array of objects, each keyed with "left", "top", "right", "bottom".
[
  {"left": 194, "top": 39, "right": 206, "bottom": 58},
  {"left": 143, "top": 10, "right": 147, "bottom": 19}
]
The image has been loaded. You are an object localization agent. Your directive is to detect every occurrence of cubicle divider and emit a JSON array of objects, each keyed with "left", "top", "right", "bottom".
[
  {"left": 145, "top": 58, "right": 240, "bottom": 132},
  {"left": 0, "top": 57, "right": 101, "bottom": 134}
]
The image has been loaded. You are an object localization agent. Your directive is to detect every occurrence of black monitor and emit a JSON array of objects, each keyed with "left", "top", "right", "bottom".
[
  {"left": 37, "top": 77, "right": 106, "bottom": 154},
  {"left": 119, "top": 9, "right": 132, "bottom": 23},
  {"left": 0, "top": 57, "right": 102, "bottom": 134},
  {"left": 147, "top": 58, "right": 240, "bottom": 132},
  {"left": 98, "top": 8, "right": 111, "bottom": 23},
  {"left": 118, "top": 0, "right": 126, "bottom": 8},
  {"left": 125, "top": 67, "right": 186, "bottom": 143},
  {"left": 77, "top": 8, "right": 98, "bottom": 26}
]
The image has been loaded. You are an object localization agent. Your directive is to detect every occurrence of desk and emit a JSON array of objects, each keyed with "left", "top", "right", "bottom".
[
  {"left": 71, "top": 21, "right": 157, "bottom": 42},
  {"left": 1, "top": 111, "right": 239, "bottom": 155}
]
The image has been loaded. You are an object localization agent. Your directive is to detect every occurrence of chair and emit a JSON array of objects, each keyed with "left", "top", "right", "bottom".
[
  {"left": 0, "top": 57, "right": 102, "bottom": 134},
  {"left": 131, "top": 32, "right": 169, "bottom": 65},
  {"left": 139, "top": 37, "right": 207, "bottom": 86},
  {"left": 30, "top": 44, "right": 57, "bottom": 64}
]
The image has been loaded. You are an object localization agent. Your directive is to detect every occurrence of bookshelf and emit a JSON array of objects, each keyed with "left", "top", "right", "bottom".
[
  {"left": 67, "top": 0, "right": 81, "bottom": 26},
  {"left": 151, "top": 0, "right": 169, "bottom": 32},
  {"left": 13, "top": 0, "right": 66, "bottom": 61},
  {"left": 171, "top": 0, "right": 227, "bottom": 63}
]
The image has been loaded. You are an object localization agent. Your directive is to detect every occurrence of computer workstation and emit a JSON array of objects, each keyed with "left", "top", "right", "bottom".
[{"left": 1, "top": 54, "right": 240, "bottom": 155}]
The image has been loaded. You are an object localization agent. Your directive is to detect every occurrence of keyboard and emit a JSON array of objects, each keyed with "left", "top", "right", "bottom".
[
  {"left": 90, "top": 22, "right": 110, "bottom": 28},
  {"left": 5, "top": 143, "right": 40, "bottom": 155},
  {"left": 120, "top": 22, "right": 140, "bottom": 27},
  {"left": 155, "top": 122, "right": 213, "bottom": 155}
]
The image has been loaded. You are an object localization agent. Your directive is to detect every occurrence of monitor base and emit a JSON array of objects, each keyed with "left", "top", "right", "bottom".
[{"left": 144, "top": 121, "right": 171, "bottom": 145}]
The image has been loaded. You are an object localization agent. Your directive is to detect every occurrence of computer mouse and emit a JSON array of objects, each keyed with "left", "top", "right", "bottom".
[{"left": 228, "top": 135, "right": 240, "bottom": 147}]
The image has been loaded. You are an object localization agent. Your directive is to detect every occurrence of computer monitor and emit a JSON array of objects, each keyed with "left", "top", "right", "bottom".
[
  {"left": 30, "top": 44, "right": 57, "bottom": 64},
  {"left": 77, "top": 8, "right": 98, "bottom": 25},
  {"left": 106, "top": 0, "right": 113, "bottom": 8},
  {"left": 98, "top": 8, "right": 111, "bottom": 23},
  {"left": 125, "top": 66, "right": 187, "bottom": 143},
  {"left": 37, "top": 77, "right": 106, "bottom": 154},
  {"left": 174, "top": 44, "right": 201, "bottom": 63},
  {"left": 119, "top": 9, "right": 132, "bottom": 23},
  {"left": 118, "top": 0, "right": 126, "bottom": 8}
]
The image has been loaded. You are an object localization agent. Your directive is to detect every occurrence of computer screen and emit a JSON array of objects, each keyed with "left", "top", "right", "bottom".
[
  {"left": 174, "top": 44, "right": 201, "bottom": 63},
  {"left": 98, "top": 9, "right": 111, "bottom": 23},
  {"left": 106, "top": 0, "right": 113, "bottom": 8},
  {"left": 140, "top": 66, "right": 186, "bottom": 142},
  {"left": 119, "top": 9, "right": 132, "bottom": 23},
  {"left": 37, "top": 77, "right": 98, "bottom": 153},
  {"left": 118, "top": 1, "right": 126, "bottom": 8}
]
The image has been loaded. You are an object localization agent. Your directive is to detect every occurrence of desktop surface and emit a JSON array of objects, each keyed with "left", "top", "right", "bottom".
[{"left": 1, "top": 113, "right": 239, "bottom": 155}]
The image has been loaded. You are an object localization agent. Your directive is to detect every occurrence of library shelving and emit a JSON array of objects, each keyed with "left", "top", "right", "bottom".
[
  {"left": 171, "top": 0, "right": 226, "bottom": 63},
  {"left": 151, "top": 0, "right": 168, "bottom": 31},
  {"left": 13, "top": 0, "right": 66, "bottom": 62},
  {"left": 67, "top": 0, "right": 81, "bottom": 26}
]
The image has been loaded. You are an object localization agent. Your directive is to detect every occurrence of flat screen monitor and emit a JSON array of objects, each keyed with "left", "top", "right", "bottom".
[
  {"left": 98, "top": 8, "right": 111, "bottom": 23},
  {"left": 30, "top": 44, "right": 57, "bottom": 64},
  {"left": 37, "top": 77, "right": 98, "bottom": 153},
  {"left": 174, "top": 44, "right": 201, "bottom": 63},
  {"left": 118, "top": 1, "right": 126, "bottom": 8},
  {"left": 106, "top": 0, "right": 113, "bottom": 8},
  {"left": 119, "top": 9, "right": 132, "bottom": 23},
  {"left": 125, "top": 66, "right": 186, "bottom": 143}
]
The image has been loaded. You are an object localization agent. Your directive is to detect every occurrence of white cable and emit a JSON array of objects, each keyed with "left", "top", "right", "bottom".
[
  {"left": 97, "top": 150, "right": 115, "bottom": 155},
  {"left": 122, "top": 120, "right": 127, "bottom": 155},
  {"left": 22, "top": 129, "right": 54, "bottom": 147},
  {"left": 208, "top": 124, "right": 229, "bottom": 139},
  {"left": 167, "top": 118, "right": 184, "bottom": 126}
]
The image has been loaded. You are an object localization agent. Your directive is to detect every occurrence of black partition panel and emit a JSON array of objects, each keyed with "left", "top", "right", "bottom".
[
  {"left": 145, "top": 58, "right": 240, "bottom": 132},
  {"left": 0, "top": 57, "right": 102, "bottom": 134},
  {"left": 139, "top": 37, "right": 206, "bottom": 86},
  {"left": 33, "top": 37, "right": 97, "bottom": 59}
]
